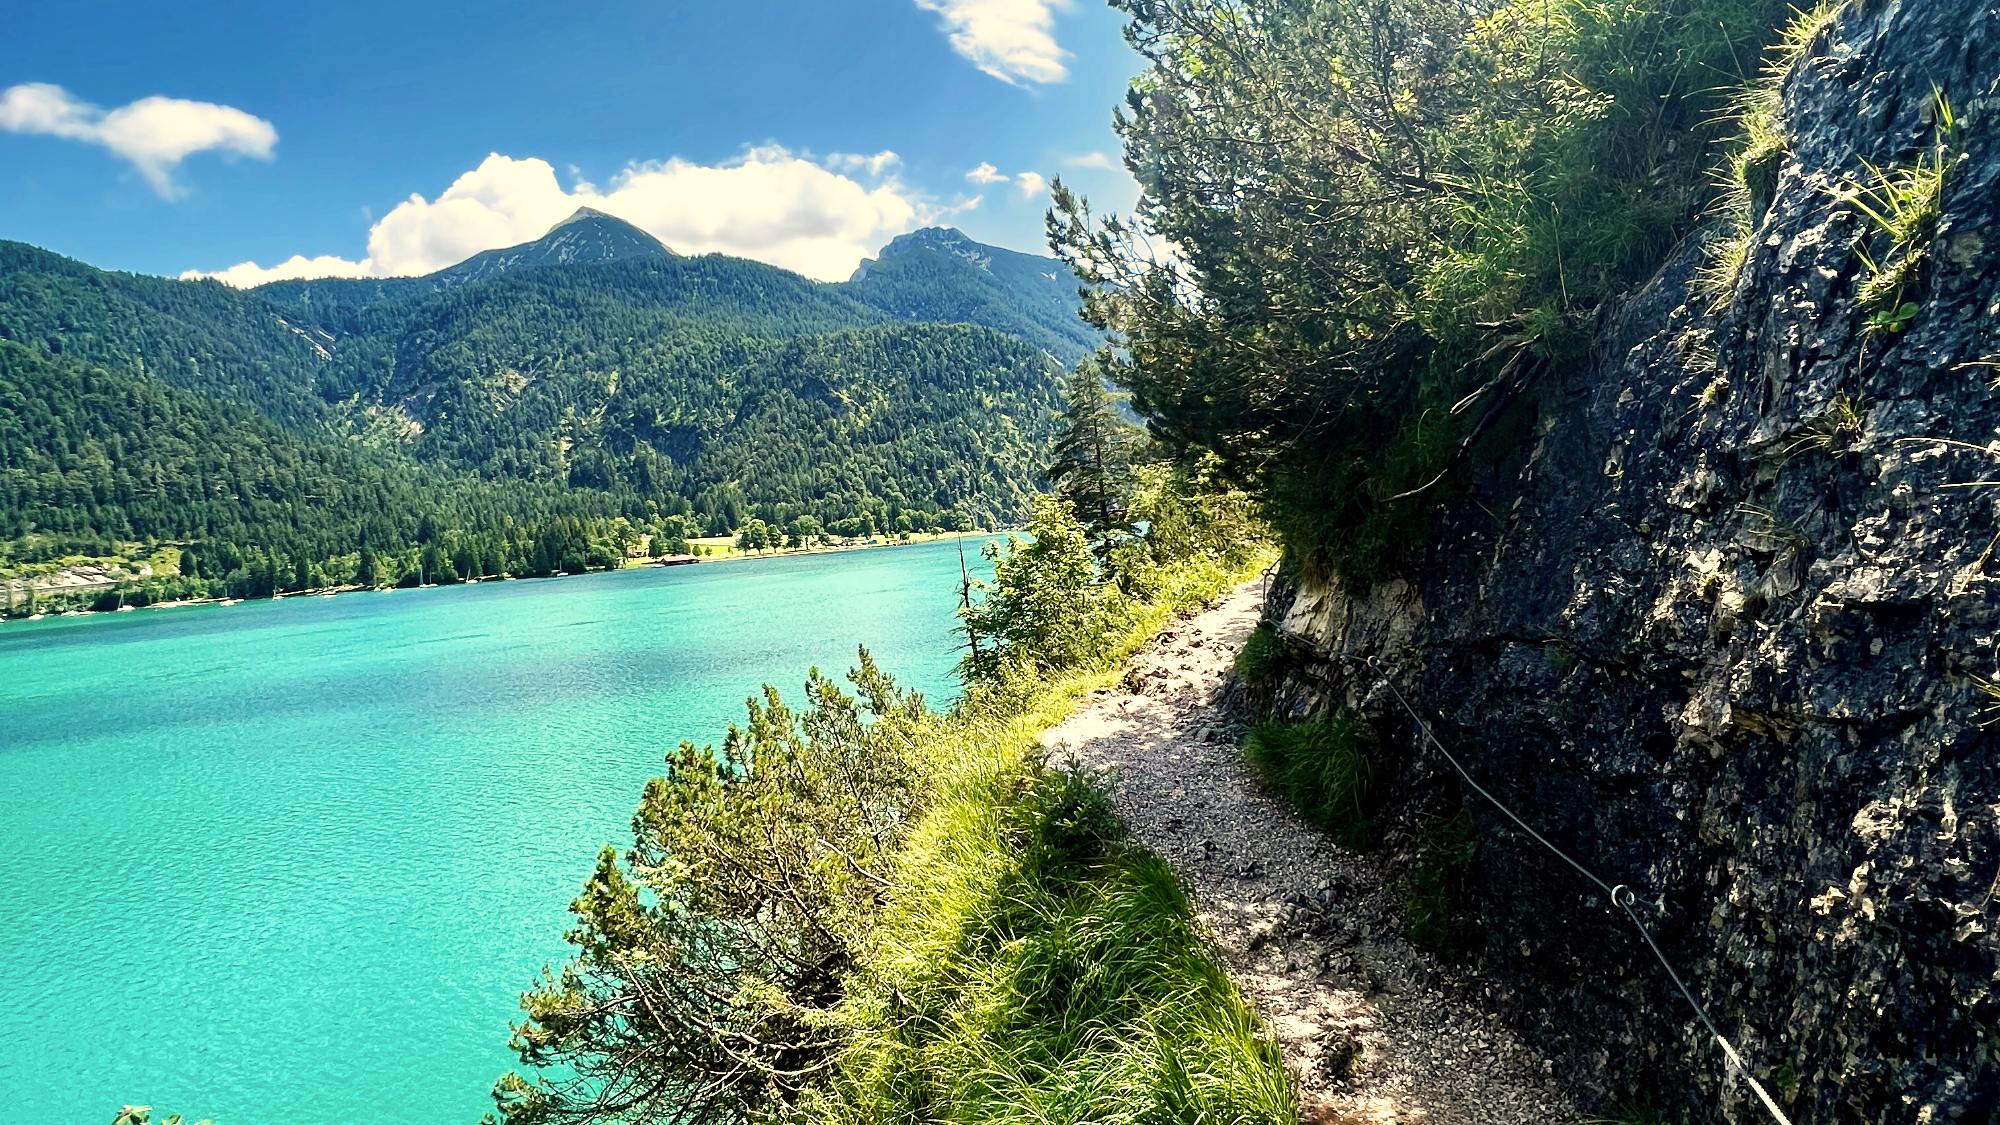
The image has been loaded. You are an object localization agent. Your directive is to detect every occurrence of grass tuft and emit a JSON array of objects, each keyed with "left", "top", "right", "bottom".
[
  {"left": 1839, "top": 90, "right": 1958, "bottom": 325},
  {"left": 1242, "top": 713, "right": 1382, "bottom": 851},
  {"left": 1234, "top": 624, "right": 1282, "bottom": 684},
  {"left": 1702, "top": 1, "right": 1852, "bottom": 306}
]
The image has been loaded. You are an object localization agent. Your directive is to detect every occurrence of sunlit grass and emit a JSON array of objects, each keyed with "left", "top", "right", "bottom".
[{"left": 806, "top": 548, "right": 1296, "bottom": 1125}]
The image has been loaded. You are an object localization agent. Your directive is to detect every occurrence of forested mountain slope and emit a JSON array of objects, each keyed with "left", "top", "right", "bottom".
[
  {"left": 0, "top": 241, "right": 344, "bottom": 429},
  {"left": 0, "top": 219, "right": 1081, "bottom": 600},
  {"left": 846, "top": 226, "right": 1098, "bottom": 360},
  {"left": 0, "top": 339, "right": 627, "bottom": 595}
]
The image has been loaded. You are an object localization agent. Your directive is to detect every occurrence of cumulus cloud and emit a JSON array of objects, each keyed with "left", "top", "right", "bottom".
[
  {"left": 965, "top": 162, "right": 1010, "bottom": 184},
  {"left": 913, "top": 0, "right": 1072, "bottom": 85},
  {"left": 1063, "top": 151, "right": 1117, "bottom": 170},
  {"left": 0, "top": 82, "right": 276, "bottom": 197},
  {"left": 1013, "top": 171, "right": 1048, "bottom": 199},
  {"left": 186, "top": 147, "right": 932, "bottom": 286},
  {"left": 827, "top": 150, "right": 901, "bottom": 176},
  {"left": 198, "top": 254, "right": 376, "bottom": 289}
]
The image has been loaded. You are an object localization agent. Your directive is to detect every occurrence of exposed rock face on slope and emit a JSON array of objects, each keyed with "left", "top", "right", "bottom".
[{"left": 1251, "top": 1, "right": 2000, "bottom": 1121}]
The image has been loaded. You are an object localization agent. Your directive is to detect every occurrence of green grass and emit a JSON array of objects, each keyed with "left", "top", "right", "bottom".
[
  {"left": 1233, "top": 625, "right": 1281, "bottom": 684},
  {"left": 1702, "top": 1, "right": 1852, "bottom": 307},
  {"left": 1842, "top": 90, "right": 1958, "bottom": 321},
  {"left": 1241, "top": 713, "right": 1381, "bottom": 851},
  {"left": 804, "top": 547, "right": 1295, "bottom": 1125}
]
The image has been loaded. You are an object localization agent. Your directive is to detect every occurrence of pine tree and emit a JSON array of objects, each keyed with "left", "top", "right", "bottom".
[{"left": 1046, "top": 361, "right": 1140, "bottom": 563}]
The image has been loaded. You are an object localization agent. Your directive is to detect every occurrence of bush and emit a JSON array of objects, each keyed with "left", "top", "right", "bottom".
[
  {"left": 487, "top": 651, "right": 930, "bottom": 1125},
  {"left": 1242, "top": 713, "right": 1382, "bottom": 850},
  {"left": 961, "top": 496, "right": 1129, "bottom": 684},
  {"left": 1010, "top": 756, "right": 1127, "bottom": 867}
]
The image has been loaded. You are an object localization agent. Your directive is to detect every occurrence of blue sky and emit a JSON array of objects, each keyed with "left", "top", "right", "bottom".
[{"left": 0, "top": 0, "right": 1143, "bottom": 283}]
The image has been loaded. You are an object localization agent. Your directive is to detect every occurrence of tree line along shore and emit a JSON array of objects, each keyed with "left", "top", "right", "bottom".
[{"left": 0, "top": 524, "right": 1007, "bottom": 622}]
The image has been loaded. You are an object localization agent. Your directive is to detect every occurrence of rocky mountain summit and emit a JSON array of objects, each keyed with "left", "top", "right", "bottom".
[
  {"left": 426, "top": 206, "right": 673, "bottom": 289},
  {"left": 1250, "top": 0, "right": 2000, "bottom": 1121}
]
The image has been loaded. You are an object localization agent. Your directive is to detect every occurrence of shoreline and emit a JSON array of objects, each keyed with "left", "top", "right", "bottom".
[{"left": 0, "top": 531, "right": 1011, "bottom": 627}]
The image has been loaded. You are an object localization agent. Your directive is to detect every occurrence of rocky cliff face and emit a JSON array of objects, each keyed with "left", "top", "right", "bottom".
[{"left": 1253, "top": 1, "right": 2000, "bottom": 1120}]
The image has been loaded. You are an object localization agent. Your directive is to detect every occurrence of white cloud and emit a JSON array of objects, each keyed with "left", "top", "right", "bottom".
[
  {"left": 197, "top": 254, "right": 377, "bottom": 289},
  {"left": 965, "top": 162, "right": 1010, "bottom": 184},
  {"left": 0, "top": 82, "right": 276, "bottom": 198},
  {"left": 828, "top": 150, "right": 901, "bottom": 176},
  {"left": 913, "top": 0, "right": 1072, "bottom": 85},
  {"left": 1014, "top": 171, "right": 1048, "bottom": 199},
  {"left": 1063, "top": 151, "right": 1116, "bottom": 170},
  {"left": 186, "top": 147, "right": 932, "bottom": 286}
]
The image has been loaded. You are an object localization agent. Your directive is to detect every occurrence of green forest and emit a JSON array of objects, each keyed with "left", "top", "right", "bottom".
[{"left": 0, "top": 219, "right": 1086, "bottom": 609}]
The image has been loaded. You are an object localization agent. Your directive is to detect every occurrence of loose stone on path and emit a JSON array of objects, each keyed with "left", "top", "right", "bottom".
[{"left": 1043, "top": 582, "right": 1580, "bottom": 1125}]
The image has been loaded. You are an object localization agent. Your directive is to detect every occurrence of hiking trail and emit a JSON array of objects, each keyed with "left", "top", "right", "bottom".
[{"left": 1044, "top": 580, "right": 1579, "bottom": 1125}]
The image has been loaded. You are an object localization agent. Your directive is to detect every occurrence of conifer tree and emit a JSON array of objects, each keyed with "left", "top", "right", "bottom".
[{"left": 1046, "top": 361, "right": 1140, "bottom": 563}]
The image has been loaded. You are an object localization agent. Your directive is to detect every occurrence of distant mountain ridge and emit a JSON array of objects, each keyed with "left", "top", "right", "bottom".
[
  {"left": 250, "top": 220, "right": 1095, "bottom": 360},
  {"left": 845, "top": 227, "right": 1098, "bottom": 359}
]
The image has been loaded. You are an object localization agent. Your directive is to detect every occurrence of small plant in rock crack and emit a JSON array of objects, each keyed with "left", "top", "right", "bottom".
[
  {"left": 1697, "top": 375, "right": 1730, "bottom": 408},
  {"left": 1736, "top": 504, "right": 1810, "bottom": 554},
  {"left": 1774, "top": 1058, "right": 1803, "bottom": 1104},
  {"left": 1864, "top": 300, "right": 1922, "bottom": 335},
  {"left": 1780, "top": 393, "right": 1867, "bottom": 460},
  {"left": 1967, "top": 674, "right": 2000, "bottom": 729},
  {"left": 1837, "top": 89, "right": 1959, "bottom": 329}
]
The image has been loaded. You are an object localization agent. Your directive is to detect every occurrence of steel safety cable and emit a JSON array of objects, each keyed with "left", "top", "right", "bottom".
[{"left": 1363, "top": 657, "right": 1797, "bottom": 1125}]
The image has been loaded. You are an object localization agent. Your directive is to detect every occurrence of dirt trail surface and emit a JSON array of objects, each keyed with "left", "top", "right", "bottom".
[{"left": 1043, "top": 581, "right": 1580, "bottom": 1125}]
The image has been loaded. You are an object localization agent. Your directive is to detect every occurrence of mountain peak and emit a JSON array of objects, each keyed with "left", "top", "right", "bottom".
[
  {"left": 425, "top": 208, "right": 672, "bottom": 290},
  {"left": 851, "top": 228, "right": 992, "bottom": 283},
  {"left": 549, "top": 206, "right": 619, "bottom": 232},
  {"left": 841, "top": 227, "right": 1096, "bottom": 360}
]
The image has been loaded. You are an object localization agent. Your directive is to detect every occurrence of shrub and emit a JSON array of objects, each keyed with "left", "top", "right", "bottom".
[
  {"left": 486, "top": 651, "right": 930, "bottom": 1125},
  {"left": 960, "top": 496, "right": 1127, "bottom": 684},
  {"left": 1010, "top": 756, "right": 1127, "bottom": 867},
  {"left": 1242, "top": 713, "right": 1381, "bottom": 850}
]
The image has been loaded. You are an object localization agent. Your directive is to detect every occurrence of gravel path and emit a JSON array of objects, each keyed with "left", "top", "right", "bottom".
[{"left": 1043, "top": 581, "right": 1580, "bottom": 1125}]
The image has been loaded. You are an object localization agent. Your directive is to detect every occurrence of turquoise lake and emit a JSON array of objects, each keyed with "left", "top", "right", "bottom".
[{"left": 0, "top": 539, "right": 995, "bottom": 1125}]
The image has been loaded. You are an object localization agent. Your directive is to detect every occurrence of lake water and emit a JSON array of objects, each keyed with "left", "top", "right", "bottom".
[{"left": 0, "top": 540, "right": 993, "bottom": 1125}]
